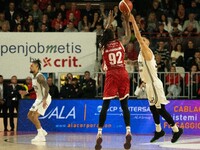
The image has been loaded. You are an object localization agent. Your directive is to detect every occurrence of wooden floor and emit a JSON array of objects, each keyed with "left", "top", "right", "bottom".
[{"left": 0, "top": 131, "right": 200, "bottom": 150}]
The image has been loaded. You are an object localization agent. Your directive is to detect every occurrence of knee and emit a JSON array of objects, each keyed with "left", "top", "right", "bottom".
[{"left": 27, "top": 112, "right": 33, "bottom": 121}]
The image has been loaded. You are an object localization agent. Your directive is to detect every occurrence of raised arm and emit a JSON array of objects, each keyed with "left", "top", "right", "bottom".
[
  {"left": 121, "top": 14, "right": 131, "bottom": 45},
  {"left": 129, "top": 14, "right": 152, "bottom": 60}
]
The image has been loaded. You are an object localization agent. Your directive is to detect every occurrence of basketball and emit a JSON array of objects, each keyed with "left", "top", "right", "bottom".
[{"left": 119, "top": 0, "right": 133, "bottom": 14}]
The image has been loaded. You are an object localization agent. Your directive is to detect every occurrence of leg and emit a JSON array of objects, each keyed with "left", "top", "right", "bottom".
[
  {"left": 120, "top": 97, "right": 132, "bottom": 150},
  {"left": 9, "top": 104, "right": 15, "bottom": 131},
  {"left": 157, "top": 104, "right": 183, "bottom": 143},
  {"left": 95, "top": 100, "right": 111, "bottom": 150},
  {"left": 31, "top": 111, "right": 46, "bottom": 142},
  {"left": 2, "top": 106, "right": 8, "bottom": 131},
  {"left": 149, "top": 105, "right": 165, "bottom": 143},
  {"left": 98, "top": 100, "right": 111, "bottom": 128}
]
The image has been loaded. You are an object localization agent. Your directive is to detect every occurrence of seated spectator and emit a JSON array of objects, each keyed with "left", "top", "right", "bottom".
[
  {"left": 182, "top": 23, "right": 198, "bottom": 37},
  {"left": 0, "top": 21, "right": 10, "bottom": 32},
  {"left": 78, "top": 15, "right": 91, "bottom": 32},
  {"left": 56, "top": 3, "right": 66, "bottom": 20},
  {"left": 39, "top": 23, "right": 47, "bottom": 32},
  {"left": 37, "top": 0, "right": 52, "bottom": 12},
  {"left": 47, "top": 77, "right": 59, "bottom": 99},
  {"left": 22, "top": 76, "right": 36, "bottom": 99},
  {"left": 155, "top": 54, "right": 165, "bottom": 82},
  {"left": 134, "top": 80, "right": 147, "bottom": 99},
  {"left": 28, "top": 23, "right": 35, "bottom": 32},
  {"left": 5, "top": 2, "right": 18, "bottom": 31},
  {"left": 66, "top": 2, "right": 81, "bottom": 24},
  {"left": 170, "top": 22, "right": 182, "bottom": 38},
  {"left": 98, "top": 3, "right": 108, "bottom": 21},
  {"left": 24, "top": 14, "right": 34, "bottom": 31},
  {"left": 60, "top": 74, "right": 74, "bottom": 99},
  {"left": 182, "top": 13, "right": 200, "bottom": 34},
  {"left": 171, "top": 43, "right": 184, "bottom": 66},
  {"left": 113, "top": 5, "right": 121, "bottom": 29},
  {"left": 93, "top": 22, "right": 103, "bottom": 36},
  {"left": 154, "top": 41, "right": 170, "bottom": 66},
  {"left": 64, "top": 21, "right": 78, "bottom": 32},
  {"left": 166, "top": 66, "right": 182, "bottom": 98},
  {"left": 125, "top": 42, "right": 138, "bottom": 61},
  {"left": 51, "top": 12, "right": 64, "bottom": 31},
  {"left": 175, "top": 3, "right": 187, "bottom": 26},
  {"left": 71, "top": 77, "right": 82, "bottom": 98},
  {"left": 0, "top": 12, "right": 6, "bottom": 30},
  {"left": 14, "top": 23, "right": 23, "bottom": 32},
  {"left": 21, "top": 0, "right": 34, "bottom": 16},
  {"left": 90, "top": 12, "right": 103, "bottom": 32},
  {"left": 155, "top": 22, "right": 169, "bottom": 39},
  {"left": 185, "top": 64, "right": 200, "bottom": 98},
  {"left": 44, "top": 4, "right": 55, "bottom": 22},
  {"left": 65, "top": 12, "right": 78, "bottom": 28},
  {"left": 80, "top": 71, "right": 96, "bottom": 98},
  {"left": 186, "top": 1, "right": 200, "bottom": 20},
  {"left": 184, "top": 40, "right": 197, "bottom": 70},
  {"left": 155, "top": 54, "right": 165, "bottom": 72},
  {"left": 81, "top": 2, "right": 93, "bottom": 23},
  {"left": 29, "top": 3, "right": 42, "bottom": 29},
  {"left": 146, "top": 12, "right": 158, "bottom": 34},
  {"left": 159, "top": 14, "right": 173, "bottom": 33},
  {"left": 38, "top": 13, "right": 51, "bottom": 31}
]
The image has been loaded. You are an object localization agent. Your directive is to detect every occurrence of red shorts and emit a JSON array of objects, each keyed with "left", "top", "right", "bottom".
[{"left": 103, "top": 68, "right": 130, "bottom": 100}]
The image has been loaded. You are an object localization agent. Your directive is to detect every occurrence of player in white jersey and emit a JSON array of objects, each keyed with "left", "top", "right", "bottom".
[
  {"left": 19, "top": 59, "right": 51, "bottom": 142},
  {"left": 129, "top": 14, "right": 183, "bottom": 143}
]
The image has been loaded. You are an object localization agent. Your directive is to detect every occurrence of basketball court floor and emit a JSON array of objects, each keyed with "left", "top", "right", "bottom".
[{"left": 1, "top": 131, "right": 200, "bottom": 150}]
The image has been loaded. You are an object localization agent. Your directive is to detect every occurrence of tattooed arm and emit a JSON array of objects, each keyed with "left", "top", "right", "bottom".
[{"left": 37, "top": 74, "right": 49, "bottom": 108}]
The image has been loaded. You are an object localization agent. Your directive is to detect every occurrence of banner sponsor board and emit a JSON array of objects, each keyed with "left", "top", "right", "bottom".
[
  {"left": 0, "top": 33, "right": 96, "bottom": 79},
  {"left": 17, "top": 99, "right": 200, "bottom": 134}
]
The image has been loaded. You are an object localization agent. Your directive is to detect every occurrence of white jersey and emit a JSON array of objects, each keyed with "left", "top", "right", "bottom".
[
  {"left": 138, "top": 51, "right": 169, "bottom": 108},
  {"left": 32, "top": 72, "right": 50, "bottom": 100},
  {"left": 138, "top": 51, "right": 158, "bottom": 84}
]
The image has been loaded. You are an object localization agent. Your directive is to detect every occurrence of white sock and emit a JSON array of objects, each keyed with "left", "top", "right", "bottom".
[
  {"left": 37, "top": 128, "right": 43, "bottom": 135},
  {"left": 155, "top": 124, "right": 162, "bottom": 132},
  {"left": 126, "top": 126, "right": 131, "bottom": 134},
  {"left": 171, "top": 124, "right": 179, "bottom": 132},
  {"left": 98, "top": 128, "right": 102, "bottom": 135}
]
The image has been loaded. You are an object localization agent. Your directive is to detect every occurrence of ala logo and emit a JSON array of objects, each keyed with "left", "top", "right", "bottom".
[
  {"left": 97, "top": 105, "right": 102, "bottom": 112},
  {"left": 39, "top": 106, "right": 76, "bottom": 119}
]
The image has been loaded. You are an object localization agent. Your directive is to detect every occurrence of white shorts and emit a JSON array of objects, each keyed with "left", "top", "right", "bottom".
[
  {"left": 29, "top": 95, "right": 52, "bottom": 116},
  {"left": 146, "top": 79, "right": 169, "bottom": 108}
]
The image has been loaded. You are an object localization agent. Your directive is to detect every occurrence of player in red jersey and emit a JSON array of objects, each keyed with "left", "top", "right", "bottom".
[{"left": 95, "top": 11, "right": 132, "bottom": 150}]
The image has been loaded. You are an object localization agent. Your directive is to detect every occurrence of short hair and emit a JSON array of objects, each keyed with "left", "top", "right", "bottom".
[
  {"left": 0, "top": 75, "right": 3, "bottom": 78},
  {"left": 32, "top": 59, "right": 42, "bottom": 70},
  {"left": 84, "top": 71, "right": 90, "bottom": 74}
]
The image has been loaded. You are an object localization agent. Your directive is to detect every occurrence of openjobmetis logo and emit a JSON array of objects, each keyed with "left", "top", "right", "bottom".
[{"left": 43, "top": 57, "right": 52, "bottom": 67}]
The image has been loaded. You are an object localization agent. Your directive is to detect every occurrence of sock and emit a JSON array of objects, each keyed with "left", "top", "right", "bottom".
[
  {"left": 155, "top": 124, "right": 162, "bottom": 132},
  {"left": 37, "top": 128, "right": 43, "bottom": 135},
  {"left": 98, "top": 128, "right": 102, "bottom": 135},
  {"left": 171, "top": 124, "right": 179, "bottom": 132},
  {"left": 126, "top": 126, "right": 131, "bottom": 134}
]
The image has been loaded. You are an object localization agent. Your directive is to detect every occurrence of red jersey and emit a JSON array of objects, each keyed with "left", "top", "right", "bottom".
[{"left": 102, "top": 40, "right": 125, "bottom": 71}]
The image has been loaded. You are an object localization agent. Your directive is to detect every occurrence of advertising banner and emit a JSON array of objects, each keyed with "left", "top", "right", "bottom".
[
  {"left": 17, "top": 99, "right": 200, "bottom": 135},
  {"left": 0, "top": 33, "right": 96, "bottom": 79}
]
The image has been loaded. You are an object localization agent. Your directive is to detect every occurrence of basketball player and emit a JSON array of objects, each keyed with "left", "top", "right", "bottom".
[
  {"left": 129, "top": 14, "right": 183, "bottom": 143},
  {"left": 19, "top": 59, "right": 51, "bottom": 142},
  {"left": 95, "top": 11, "right": 132, "bottom": 150}
]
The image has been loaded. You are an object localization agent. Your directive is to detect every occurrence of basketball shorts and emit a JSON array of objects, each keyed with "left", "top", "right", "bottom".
[
  {"left": 29, "top": 95, "right": 52, "bottom": 116},
  {"left": 103, "top": 69, "right": 130, "bottom": 100},
  {"left": 146, "top": 79, "right": 169, "bottom": 108}
]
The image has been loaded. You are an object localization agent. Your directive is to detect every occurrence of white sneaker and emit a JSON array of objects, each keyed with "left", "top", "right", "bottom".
[
  {"left": 31, "top": 135, "right": 46, "bottom": 142},
  {"left": 42, "top": 129, "right": 48, "bottom": 136}
]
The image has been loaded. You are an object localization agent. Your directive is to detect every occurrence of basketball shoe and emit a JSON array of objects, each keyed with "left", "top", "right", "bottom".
[
  {"left": 95, "top": 133, "right": 102, "bottom": 150},
  {"left": 124, "top": 132, "right": 132, "bottom": 149}
]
